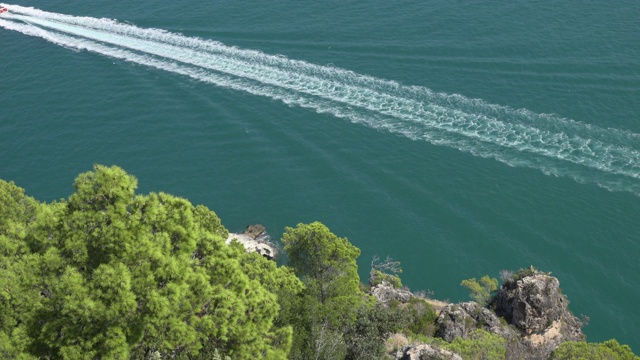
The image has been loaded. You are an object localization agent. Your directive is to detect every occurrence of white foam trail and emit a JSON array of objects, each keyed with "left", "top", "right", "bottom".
[{"left": 2, "top": 4, "right": 640, "bottom": 195}]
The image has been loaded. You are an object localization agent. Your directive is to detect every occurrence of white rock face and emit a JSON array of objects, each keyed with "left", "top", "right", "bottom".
[
  {"left": 370, "top": 281, "right": 413, "bottom": 306},
  {"left": 226, "top": 233, "right": 278, "bottom": 259}
]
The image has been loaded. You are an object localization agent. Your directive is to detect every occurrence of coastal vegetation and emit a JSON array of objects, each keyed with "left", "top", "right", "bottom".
[
  {"left": 460, "top": 276, "right": 498, "bottom": 306},
  {"left": 0, "top": 165, "right": 637, "bottom": 359}
]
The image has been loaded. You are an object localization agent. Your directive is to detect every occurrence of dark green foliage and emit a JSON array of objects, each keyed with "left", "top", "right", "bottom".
[
  {"left": 285, "top": 292, "right": 350, "bottom": 360},
  {"left": 0, "top": 165, "right": 294, "bottom": 359},
  {"left": 0, "top": 180, "right": 42, "bottom": 359},
  {"left": 235, "top": 251, "right": 305, "bottom": 356},
  {"left": 445, "top": 329, "right": 506, "bottom": 360},
  {"left": 344, "top": 304, "right": 404, "bottom": 360},
  {"left": 282, "top": 222, "right": 365, "bottom": 327},
  {"left": 404, "top": 297, "right": 438, "bottom": 337},
  {"left": 281, "top": 222, "right": 368, "bottom": 360},
  {"left": 552, "top": 339, "right": 640, "bottom": 360}
]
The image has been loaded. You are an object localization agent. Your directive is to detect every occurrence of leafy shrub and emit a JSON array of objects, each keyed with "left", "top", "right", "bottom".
[
  {"left": 369, "top": 269, "right": 402, "bottom": 288},
  {"left": 445, "top": 329, "right": 506, "bottom": 360},
  {"left": 552, "top": 339, "right": 640, "bottom": 360},
  {"left": 344, "top": 304, "right": 400, "bottom": 360},
  {"left": 461, "top": 275, "right": 499, "bottom": 305},
  {"left": 405, "top": 297, "right": 438, "bottom": 337}
]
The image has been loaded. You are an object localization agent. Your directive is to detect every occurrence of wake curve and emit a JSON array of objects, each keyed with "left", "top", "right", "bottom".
[{"left": 2, "top": 4, "right": 639, "bottom": 195}]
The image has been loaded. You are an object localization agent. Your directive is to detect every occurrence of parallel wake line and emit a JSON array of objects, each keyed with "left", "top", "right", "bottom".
[{"left": 2, "top": 4, "right": 639, "bottom": 195}]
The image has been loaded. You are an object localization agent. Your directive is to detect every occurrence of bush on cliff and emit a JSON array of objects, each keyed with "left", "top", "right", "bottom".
[
  {"left": 445, "top": 329, "right": 506, "bottom": 360},
  {"left": 461, "top": 275, "right": 498, "bottom": 305},
  {"left": 551, "top": 339, "right": 639, "bottom": 360}
]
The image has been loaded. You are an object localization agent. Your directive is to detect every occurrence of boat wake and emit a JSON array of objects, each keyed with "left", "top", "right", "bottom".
[{"left": 2, "top": 4, "right": 639, "bottom": 195}]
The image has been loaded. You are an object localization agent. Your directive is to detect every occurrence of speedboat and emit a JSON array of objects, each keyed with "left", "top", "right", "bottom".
[{"left": 0, "top": 7, "right": 8, "bottom": 14}]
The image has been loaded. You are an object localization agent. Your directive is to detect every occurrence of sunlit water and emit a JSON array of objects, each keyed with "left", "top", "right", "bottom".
[{"left": 1, "top": 1, "right": 639, "bottom": 349}]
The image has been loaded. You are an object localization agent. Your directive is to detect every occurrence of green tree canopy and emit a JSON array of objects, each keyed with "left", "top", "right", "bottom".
[
  {"left": 552, "top": 339, "right": 639, "bottom": 360},
  {"left": 281, "top": 222, "right": 368, "bottom": 360},
  {"left": 0, "top": 165, "right": 296, "bottom": 359},
  {"left": 282, "top": 222, "right": 365, "bottom": 326},
  {"left": 445, "top": 329, "right": 506, "bottom": 360}
]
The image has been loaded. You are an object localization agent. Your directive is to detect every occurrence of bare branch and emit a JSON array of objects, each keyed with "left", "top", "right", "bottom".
[{"left": 371, "top": 255, "right": 402, "bottom": 274}]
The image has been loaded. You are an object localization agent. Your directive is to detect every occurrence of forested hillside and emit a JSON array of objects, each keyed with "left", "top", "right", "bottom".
[{"left": 1, "top": 165, "right": 637, "bottom": 359}]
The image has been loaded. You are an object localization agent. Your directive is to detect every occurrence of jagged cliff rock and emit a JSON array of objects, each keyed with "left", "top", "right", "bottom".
[
  {"left": 427, "top": 269, "right": 585, "bottom": 359},
  {"left": 494, "top": 271, "right": 580, "bottom": 335},
  {"left": 226, "top": 224, "right": 278, "bottom": 260},
  {"left": 435, "top": 301, "right": 513, "bottom": 342},
  {"left": 397, "top": 344, "right": 462, "bottom": 360},
  {"left": 493, "top": 268, "right": 585, "bottom": 359},
  {"left": 370, "top": 280, "right": 413, "bottom": 306}
]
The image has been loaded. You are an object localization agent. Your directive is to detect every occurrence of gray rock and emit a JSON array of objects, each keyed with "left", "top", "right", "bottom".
[
  {"left": 435, "top": 301, "right": 512, "bottom": 342},
  {"left": 370, "top": 281, "right": 413, "bottom": 306},
  {"left": 431, "top": 269, "right": 585, "bottom": 359},
  {"left": 243, "top": 224, "right": 266, "bottom": 239},
  {"left": 398, "top": 344, "right": 462, "bottom": 360},
  {"left": 493, "top": 269, "right": 585, "bottom": 359},
  {"left": 494, "top": 271, "right": 583, "bottom": 336}
]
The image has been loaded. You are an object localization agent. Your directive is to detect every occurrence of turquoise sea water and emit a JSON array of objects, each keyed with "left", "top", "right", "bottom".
[{"left": 1, "top": 1, "right": 639, "bottom": 349}]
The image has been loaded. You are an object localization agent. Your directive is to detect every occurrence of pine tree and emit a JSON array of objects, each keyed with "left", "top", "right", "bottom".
[
  {"left": 281, "top": 222, "right": 367, "bottom": 360},
  {"left": 0, "top": 165, "right": 296, "bottom": 359}
]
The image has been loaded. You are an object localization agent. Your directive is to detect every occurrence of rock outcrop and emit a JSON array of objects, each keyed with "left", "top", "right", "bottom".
[
  {"left": 370, "top": 280, "right": 413, "bottom": 306},
  {"left": 226, "top": 224, "right": 278, "bottom": 260},
  {"left": 428, "top": 268, "right": 585, "bottom": 359},
  {"left": 397, "top": 344, "right": 462, "bottom": 360},
  {"left": 492, "top": 268, "right": 585, "bottom": 359},
  {"left": 243, "top": 224, "right": 266, "bottom": 239},
  {"left": 435, "top": 301, "right": 513, "bottom": 342},
  {"left": 494, "top": 270, "right": 580, "bottom": 335}
]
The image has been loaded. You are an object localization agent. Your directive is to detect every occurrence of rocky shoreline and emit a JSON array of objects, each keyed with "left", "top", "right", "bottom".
[
  {"left": 225, "top": 224, "right": 279, "bottom": 260},
  {"left": 379, "top": 267, "right": 586, "bottom": 359},
  {"left": 230, "top": 225, "right": 623, "bottom": 359}
]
